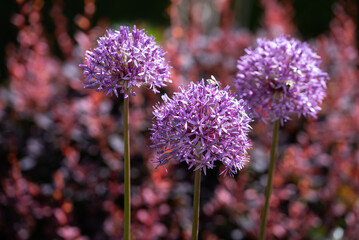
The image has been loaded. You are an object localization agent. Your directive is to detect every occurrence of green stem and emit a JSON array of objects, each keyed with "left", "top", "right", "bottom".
[
  {"left": 191, "top": 166, "right": 202, "bottom": 240},
  {"left": 123, "top": 96, "right": 131, "bottom": 240},
  {"left": 259, "top": 120, "right": 280, "bottom": 240}
]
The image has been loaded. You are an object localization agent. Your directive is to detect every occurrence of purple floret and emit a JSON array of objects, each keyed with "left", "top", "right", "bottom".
[
  {"left": 80, "top": 26, "right": 171, "bottom": 98},
  {"left": 150, "top": 80, "right": 252, "bottom": 176},
  {"left": 235, "top": 35, "right": 329, "bottom": 124}
]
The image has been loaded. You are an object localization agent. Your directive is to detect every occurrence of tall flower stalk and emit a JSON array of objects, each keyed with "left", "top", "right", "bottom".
[
  {"left": 235, "top": 36, "right": 329, "bottom": 239},
  {"left": 259, "top": 120, "right": 279, "bottom": 239},
  {"left": 80, "top": 25, "right": 171, "bottom": 239},
  {"left": 191, "top": 165, "right": 201, "bottom": 239},
  {"left": 123, "top": 95, "right": 131, "bottom": 239},
  {"left": 150, "top": 78, "right": 252, "bottom": 239}
]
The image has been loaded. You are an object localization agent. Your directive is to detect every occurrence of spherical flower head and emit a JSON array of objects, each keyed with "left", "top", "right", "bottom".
[
  {"left": 150, "top": 79, "right": 252, "bottom": 176},
  {"left": 80, "top": 25, "right": 171, "bottom": 98},
  {"left": 235, "top": 35, "right": 329, "bottom": 124}
]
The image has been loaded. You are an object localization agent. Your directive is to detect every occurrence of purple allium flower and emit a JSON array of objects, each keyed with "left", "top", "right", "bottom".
[
  {"left": 150, "top": 79, "right": 252, "bottom": 176},
  {"left": 80, "top": 26, "right": 171, "bottom": 98},
  {"left": 235, "top": 36, "right": 329, "bottom": 124}
]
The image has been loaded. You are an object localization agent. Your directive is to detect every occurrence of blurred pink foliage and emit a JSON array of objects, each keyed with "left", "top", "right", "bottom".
[{"left": 0, "top": 0, "right": 358, "bottom": 239}]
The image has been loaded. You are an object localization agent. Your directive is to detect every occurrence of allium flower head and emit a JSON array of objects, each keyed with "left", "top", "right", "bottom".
[
  {"left": 80, "top": 25, "right": 171, "bottom": 98},
  {"left": 150, "top": 79, "right": 252, "bottom": 176},
  {"left": 235, "top": 35, "right": 329, "bottom": 124}
]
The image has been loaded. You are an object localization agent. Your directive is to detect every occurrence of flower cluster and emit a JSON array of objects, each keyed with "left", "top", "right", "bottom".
[
  {"left": 80, "top": 25, "right": 171, "bottom": 98},
  {"left": 150, "top": 79, "right": 252, "bottom": 176},
  {"left": 235, "top": 36, "right": 329, "bottom": 124}
]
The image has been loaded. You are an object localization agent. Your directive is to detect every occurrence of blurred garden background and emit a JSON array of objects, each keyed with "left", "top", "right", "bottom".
[{"left": 0, "top": 0, "right": 358, "bottom": 239}]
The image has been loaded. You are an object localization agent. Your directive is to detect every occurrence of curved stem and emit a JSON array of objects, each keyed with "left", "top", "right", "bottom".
[
  {"left": 259, "top": 120, "right": 280, "bottom": 240},
  {"left": 191, "top": 166, "right": 202, "bottom": 240},
  {"left": 123, "top": 96, "right": 131, "bottom": 240}
]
